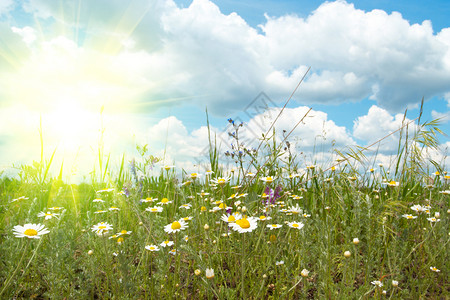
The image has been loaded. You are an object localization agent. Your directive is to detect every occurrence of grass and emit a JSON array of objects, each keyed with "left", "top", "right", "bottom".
[{"left": 0, "top": 108, "right": 448, "bottom": 299}]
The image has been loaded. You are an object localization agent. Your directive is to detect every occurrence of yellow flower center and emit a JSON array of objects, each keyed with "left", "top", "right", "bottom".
[
  {"left": 201, "top": 206, "right": 206, "bottom": 212},
  {"left": 266, "top": 177, "right": 273, "bottom": 182},
  {"left": 161, "top": 198, "right": 169, "bottom": 203},
  {"left": 218, "top": 178, "right": 226, "bottom": 184},
  {"left": 262, "top": 193, "right": 268, "bottom": 198},
  {"left": 191, "top": 173, "right": 197, "bottom": 178},
  {"left": 24, "top": 229, "right": 38, "bottom": 236},
  {"left": 171, "top": 221, "right": 181, "bottom": 230},
  {"left": 164, "top": 241, "right": 170, "bottom": 244},
  {"left": 407, "top": 215, "right": 413, "bottom": 219},
  {"left": 120, "top": 230, "right": 127, "bottom": 234},
  {"left": 389, "top": 181, "right": 397, "bottom": 185},
  {"left": 151, "top": 208, "right": 158, "bottom": 212},
  {"left": 229, "top": 194, "right": 236, "bottom": 199},
  {"left": 117, "top": 237, "right": 124, "bottom": 243},
  {"left": 219, "top": 203, "right": 227, "bottom": 209},
  {"left": 236, "top": 218, "right": 250, "bottom": 229},
  {"left": 227, "top": 215, "right": 236, "bottom": 222},
  {"left": 45, "top": 213, "right": 52, "bottom": 216},
  {"left": 150, "top": 246, "right": 155, "bottom": 250},
  {"left": 259, "top": 216, "right": 266, "bottom": 220},
  {"left": 164, "top": 166, "right": 171, "bottom": 170},
  {"left": 98, "top": 226, "right": 106, "bottom": 230},
  {"left": 292, "top": 223, "right": 299, "bottom": 228}
]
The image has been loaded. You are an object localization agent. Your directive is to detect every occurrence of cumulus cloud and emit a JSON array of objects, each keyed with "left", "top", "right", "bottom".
[{"left": 12, "top": 0, "right": 448, "bottom": 115}]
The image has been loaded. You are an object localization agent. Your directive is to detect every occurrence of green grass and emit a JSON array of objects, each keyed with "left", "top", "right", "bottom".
[{"left": 0, "top": 114, "right": 448, "bottom": 299}]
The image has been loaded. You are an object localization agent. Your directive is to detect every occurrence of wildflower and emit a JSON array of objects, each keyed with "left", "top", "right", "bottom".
[
  {"left": 160, "top": 240, "right": 174, "bottom": 247},
  {"left": 145, "top": 245, "right": 160, "bottom": 251},
  {"left": 427, "top": 217, "right": 440, "bottom": 223},
  {"left": 301, "top": 269, "right": 309, "bottom": 277},
  {"left": 439, "top": 190, "right": 450, "bottom": 195},
  {"left": 183, "top": 235, "right": 189, "bottom": 242},
  {"left": 210, "top": 176, "right": 231, "bottom": 186},
  {"left": 236, "top": 193, "right": 248, "bottom": 199},
  {"left": 179, "top": 203, "right": 192, "bottom": 210},
  {"left": 430, "top": 266, "right": 440, "bottom": 272},
  {"left": 162, "top": 165, "right": 175, "bottom": 171},
  {"left": 117, "top": 230, "right": 132, "bottom": 236},
  {"left": 49, "top": 206, "right": 64, "bottom": 211},
  {"left": 306, "top": 165, "right": 315, "bottom": 170},
  {"left": 383, "top": 180, "right": 399, "bottom": 187},
  {"left": 117, "top": 237, "right": 124, "bottom": 244},
  {"left": 392, "top": 280, "right": 399, "bottom": 287},
  {"left": 245, "top": 172, "right": 256, "bottom": 177},
  {"left": 353, "top": 238, "right": 360, "bottom": 245},
  {"left": 344, "top": 251, "right": 351, "bottom": 258},
  {"left": 181, "top": 181, "right": 192, "bottom": 187},
  {"left": 146, "top": 206, "right": 163, "bottom": 213},
  {"left": 200, "top": 206, "right": 207, "bottom": 212},
  {"left": 258, "top": 215, "right": 272, "bottom": 221},
  {"left": 91, "top": 222, "right": 113, "bottom": 236},
  {"left": 410, "top": 205, "right": 426, "bottom": 213},
  {"left": 169, "top": 249, "right": 177, "bottom": 255},
  {"left": 229, "top": 217, "right": 258, "bottom": 233},
  {"left": 287, "top": 221, "right": 304, "bottom": 230},
  {"left": 347, "top": 176, "right": 357, "bottom": 181},
  {"left": 402, "top": 214, "right": 418, "bottom": 219},
  {"left": 292, "top": 195, "right": 303, "bottom": 200},
  {"left": 180, "top": 216, "right": 193, "bottom": 222},
  {"left": 302, "top": 213, "right": 311, "bottom": 218},
  {"left": 141, "top": 197, "right": 157, "bottom": 203},
  {"left": 190, "top": 173, "right": 201, "bottom": 180},
  {"left": 37, "top": 211, "right": 59, "bottom": 220},
  {"left": 371, "top": 280, "right": 383, "bottom": 287},
  {"left": 159, "top": 198, "right": 172, "bottom": 205},
  {"left": 267, "top": 224, "right": 282, "bottom": 230},
  {"left": 93, "top": 198, "right": 105, "bottom": 203},
  {"left": 275, "top": 261, "right": 284, "bottom": 266},
  {"left": 194, "top": 269, "right": 201, "bottom": 276},
  {"left": 94, "top": 210, "right": 107, "bottom": 214},
  {"left": 205, "top": 268, "right": 214, "bottom": 279},
  {"left": 285, "top": 173, "right": 300, "bottom": 179},
  {"left": 434, "top": 212, "right": 440, "bottom": 218},
  {"left": 260, "top": 176, "right": 276, "bottom": 183},
  {"left": 13, "top": 223, "right": 50, "bottom": 239},
  {"left": 221, "top": 214, "right": 238, "bottom": 223},
  {"left": 11, "top": 196, "right": 29, "bottom": 202},
  {"left": 164, "top": 220, "right": 188, "bottom": 234},
  {"left": 97, "top": 188, "right": 114, "bottom": 193}
]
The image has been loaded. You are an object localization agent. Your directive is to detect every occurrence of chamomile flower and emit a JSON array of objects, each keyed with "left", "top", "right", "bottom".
[
  {"left": 162, "top": 165, "right": 175, "bottom": 171},
  {"left": 205, "top": 268, "right": 215, "bottom": 279},
  {"left": 383, "top": 180, "right": 399, "bottom": 187},
  {"left": 189, "top": 173, "right": 201, "bottom": 180},
  {"left": 430, "top": 266, "right": 440, "bottom": 272},
  {"left": 13, "top": 223, "right": 50, "bottom": 239},
  {"left": 275, "top": 260, "right": 284, "bottom": 266},
  {"left": 94, "top": 210, "right": 107, "bottom": 214},
  {"left": 49, "top": 206, "right": 64, "bottom": 211},
  {"left": 302, "top": 213, "right": 311, "bottom": 218},
  {"left": 158, "top": 198, "right": 172, "bottom": 205},
  {"left": 117, "top": 230, "right": 132, "bottom": 236},
  {"left": 236, "top": 193, "right": 248, "bottom": 199},
  {"left": 11, "top": 196, "right": 29, "bottom": 202},
  {"left": 411, "top": 204, "right": 426, "bottom": 213},
  {"left": 427, "top": 217, "right": 440, "bottom": 223},
  {"left": 141, "top": 197, "right": 157, "bottom": 203},
  {"left": 439, "top": 190, "right": 450, "bottom": 195},
  {"left": 164, "top": 219, "right": 188, "bottom": 234},
  {"left": 221, "top": 214, "right": 238, "bottom": 223},
  {"left": 108, "top": 206, "right": 120, "bottom": 211},
  {"left": 91, "top": 222, "right": 113, "bottom": 236},
  {"left": 96, "top": 188, "right": 115, "bottom": 193},
  {"left": 289, "top": 204, "right": 303, "bottom": 215},
  {"left": 260, "top": 176, "right": 276, "bottom": 183},
  {"left": 179, "top": 203, "right": 192, "bottom": 210},
  {"left": 169, "top": 249, "right": 177, "bottom": 255},
  {"left": 92, "top": 198, "right": 105, "bottom": 203},
  {"left": 210, "top": 176, "right": 231, "bottom": 186},
  {"left": 229, "top": 217, "right": 258, "bottom": 233},
  {"left": 371, "top": 281, "right": 383, "bottom": 287},
  {"left": 245, "top": 172, "right": 256, "bottom": 178},
  {"left": 146, "top": 206, "right": 163, "bottom": 213},
  {"left": 267, "top": 224, "right": 282, "bottom": 230},
  {"left": 257, "top": 215, "right": 272, "bottom": 221},
  {"left": 37, "top": 211, "right": 59, "bottom": 220},
  {"left": 160, "top": 240, "right": 174, "bottom": 247},
  {"left": 145, "top": 245, "right": 160, "bottom": 252},
  {"left": 287, "top": 221, "right": 304, "bottom": 230},
  {"left": 402, "top": 214, "right": 418, "bottom": 219},
  {"left": 180, "top": 216, "right": 193, "bottom": 222}
]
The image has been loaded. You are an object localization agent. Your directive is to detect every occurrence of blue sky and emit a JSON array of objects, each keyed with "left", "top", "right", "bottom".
[{"left": 0, "top": 0, "right": 448, "bottom": 178}]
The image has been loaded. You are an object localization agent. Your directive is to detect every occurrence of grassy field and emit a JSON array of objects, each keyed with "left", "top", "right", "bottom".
[{"left": 0, "top": 114, "right": 448, "bottom": 299}]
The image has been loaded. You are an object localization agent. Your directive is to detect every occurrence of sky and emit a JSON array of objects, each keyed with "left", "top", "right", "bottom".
[{"left": 0, "top": 0, "right": 449, "bottom": 181}]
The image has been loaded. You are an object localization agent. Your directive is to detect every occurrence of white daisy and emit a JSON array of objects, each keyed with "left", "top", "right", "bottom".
[
  {"left": 160, "top": 240, "right": 174, "bottom": 247},
  {"left": 13, "top": 223, "right": 50, "bottom": 239},
  {"left": 37, "top": 211, "right": 59, "bottom": 220},
  {"left": 164, "top": 220, "right": 188, "bottom": 233},
  {"left": 91, "top": 222, "right": 113, "bottom": 236},
  {"left": 146, "top": 206, "right": 163, "bottom": 213},
  {"left": 229, "top": 217, "right": 258, "bottom": 233},
  {"left": 287, "top": 221, "right": 304, "bottom": 230},
  {"left": 145, "top": 245, "right": 160, "bottom": 251}
]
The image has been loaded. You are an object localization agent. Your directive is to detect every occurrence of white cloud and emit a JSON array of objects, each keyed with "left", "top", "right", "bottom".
[
  {"left": 10, "top": 0, "right": 450, "bottom": 115},
  {"left": 431, "top": 110, "right": 450, "bottom": 123}
]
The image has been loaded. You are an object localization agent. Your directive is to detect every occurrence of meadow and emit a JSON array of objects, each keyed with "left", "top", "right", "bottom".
[{"left": 0, "top": 110, "right": 448, "bottom": 299}]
